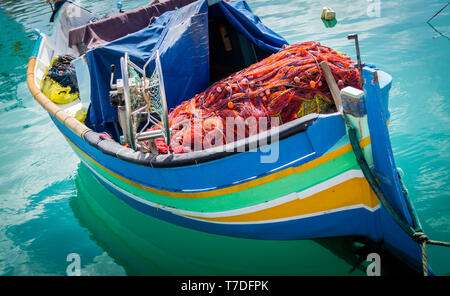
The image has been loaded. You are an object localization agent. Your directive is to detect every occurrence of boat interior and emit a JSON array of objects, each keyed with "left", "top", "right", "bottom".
[
  {"left": 207, "top": 4, "right": 271, "bottom": 83},
  {"left": 33, "top": 0, "right": 336, "bottom": 157}
]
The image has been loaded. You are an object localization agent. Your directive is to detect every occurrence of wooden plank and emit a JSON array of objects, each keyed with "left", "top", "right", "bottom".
[{"left": 319, "top": 61, "right": 343, "bottom": 113}]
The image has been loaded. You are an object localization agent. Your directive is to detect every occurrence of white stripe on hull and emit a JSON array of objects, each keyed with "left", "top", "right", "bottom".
[{"left": 82, "top": 159, "right": 378, "bottom": 223}]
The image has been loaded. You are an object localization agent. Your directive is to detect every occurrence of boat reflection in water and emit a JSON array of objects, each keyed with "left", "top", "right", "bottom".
[{"left": 71, "top": 163, "right": 416, "bottom": 276}]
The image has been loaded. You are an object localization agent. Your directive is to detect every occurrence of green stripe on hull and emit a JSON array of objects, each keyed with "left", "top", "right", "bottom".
[
  {"left": 72, "top": 144, "right": 362, "bottom": 213},
  {"left": 73, "top": 163, "right": 368, "bottom": 275}
]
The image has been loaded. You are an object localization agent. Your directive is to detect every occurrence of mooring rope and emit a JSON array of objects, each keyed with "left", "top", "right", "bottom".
[
  {"left": 412, "top": 232, "right": 450, "bottom": 276},
  {"left": 344, "top": 116, "right": 450, "bottom": 276},
  {"left": 427, "top": 2, "right": 450, "bottom": 23}
]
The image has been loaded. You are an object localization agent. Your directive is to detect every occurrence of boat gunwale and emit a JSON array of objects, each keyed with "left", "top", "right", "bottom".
[
  {"left": 27, "top": 55, "right": 344, "bottom": 168},
  {"left": 27, "top": 57, "right": 92, "bottom": 139}
]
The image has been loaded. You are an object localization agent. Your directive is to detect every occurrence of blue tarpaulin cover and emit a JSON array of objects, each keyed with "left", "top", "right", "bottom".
[{"left": 85, "top": 0, "right": 288, "bottom": 130}]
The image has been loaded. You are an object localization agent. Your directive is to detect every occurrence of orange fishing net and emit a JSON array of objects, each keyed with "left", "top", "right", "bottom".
[{"left": 150, "top": 41, "right": 361, "bottom": 154}]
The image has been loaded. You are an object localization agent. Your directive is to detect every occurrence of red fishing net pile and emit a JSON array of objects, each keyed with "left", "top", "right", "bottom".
[{"left": 150, "top": 41, "right": 361, "bottom": 154}]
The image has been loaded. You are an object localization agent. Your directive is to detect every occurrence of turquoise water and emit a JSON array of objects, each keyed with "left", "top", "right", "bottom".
[{"left": 0, "top": 0, "right": 448, "bottom": 275}]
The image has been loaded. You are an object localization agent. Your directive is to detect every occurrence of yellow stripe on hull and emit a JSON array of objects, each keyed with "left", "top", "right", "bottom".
[{"left": 185, "top": 176, "right": 379, "bottom": 223}]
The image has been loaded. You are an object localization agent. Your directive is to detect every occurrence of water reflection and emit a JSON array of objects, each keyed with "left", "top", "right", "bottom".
[{"left": 72, "top": 163, "right": 417, "bottom": 275}]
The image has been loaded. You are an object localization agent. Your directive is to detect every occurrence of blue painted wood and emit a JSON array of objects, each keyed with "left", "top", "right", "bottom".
[
  {"left": 86, "top": 161, "right": 381, "bottom": 241},
  {"left": 363, "top": 67, "right": 414, "bottom": 227},
  {"left": 50, "top": 110, "right": 383, "bottom": 243},
  {"left": 51, "top": 113, "right": 346, "bottom": 192}
]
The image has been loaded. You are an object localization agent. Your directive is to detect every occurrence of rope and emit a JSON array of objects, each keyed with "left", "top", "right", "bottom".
[
  {"left": 422, "top": 242, "right": 428, "bottom": 276},
  {"left": 426, "top": 2, "right": 450, "bottom": 41},
  {"left": 345, "top": 123, "right": 415, "bottom": 237},
  {"left": 412, "top": 231, "right": 450, "bottom": 276},
  {"left": 343, "top": 115, "right": 450, "bottom": 276},
  {"left": 427, "top": 2, "right": 450, "bottom": 23}
]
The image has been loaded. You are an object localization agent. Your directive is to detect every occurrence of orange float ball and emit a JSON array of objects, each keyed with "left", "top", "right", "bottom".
[
  {"left": 310, "top": 81, "right": 316, "bottom": 88},
  {"left": 228, "top": 101, "right": 234, "bottom": 109}
]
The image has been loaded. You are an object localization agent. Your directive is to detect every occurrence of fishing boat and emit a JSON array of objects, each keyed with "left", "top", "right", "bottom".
[
  {"left": 70, "top": 162, "right": 418, "bottom": 275},
  {"left": 27, "top": 0, "right": 432, "bottom": 275}
]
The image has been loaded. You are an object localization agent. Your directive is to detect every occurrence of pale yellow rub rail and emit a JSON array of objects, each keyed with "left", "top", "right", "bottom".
[{"left": 26, "top": 57, "right": 91, "bottom": 139}]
